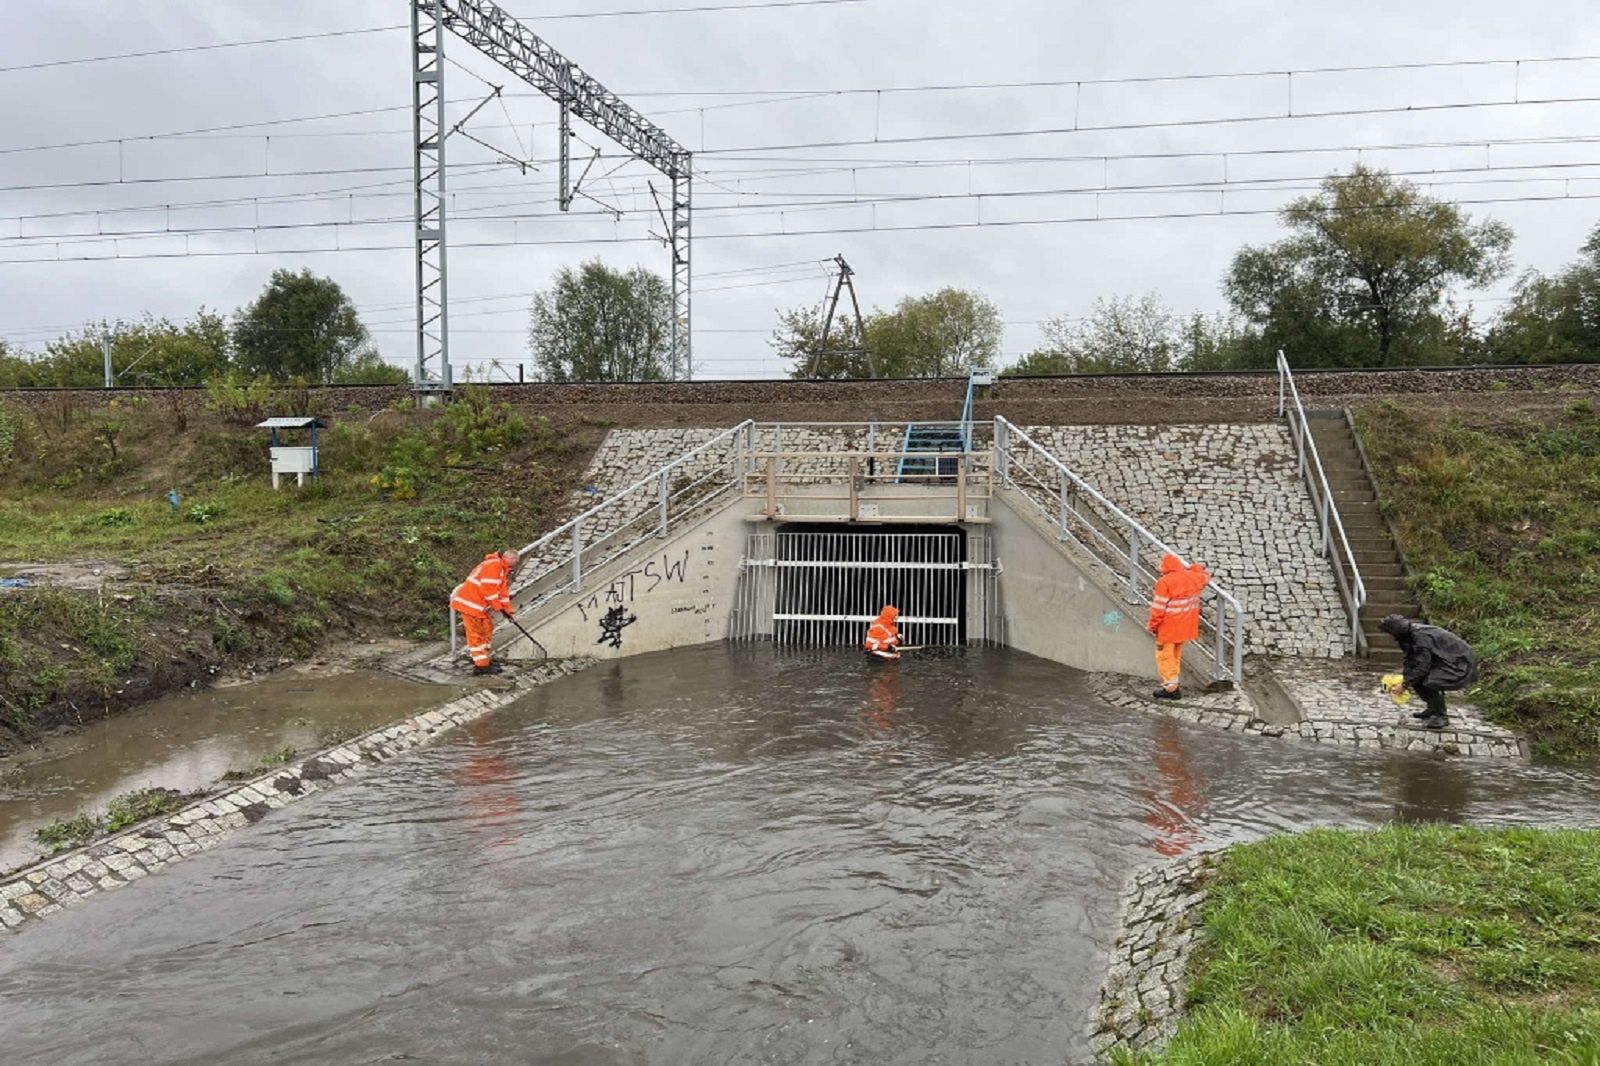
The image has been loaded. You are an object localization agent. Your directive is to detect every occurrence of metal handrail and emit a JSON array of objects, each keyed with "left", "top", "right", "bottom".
[
  {"left": 959, "top": 370, "right": 978, "bottom": 450},
  {"left": 993, "top": 416, "right": 1247, "bottom": 682},
  {"left": 1276, "top": 351, "right": 1367, "bottom": 651},
  {"left": 506, "top": 420, "right": 754, "bottom": 608}
]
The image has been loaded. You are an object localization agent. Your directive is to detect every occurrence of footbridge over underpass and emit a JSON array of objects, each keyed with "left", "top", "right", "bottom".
[{"left": 485, "top": 418, "right": 1251, "bottom": 689}]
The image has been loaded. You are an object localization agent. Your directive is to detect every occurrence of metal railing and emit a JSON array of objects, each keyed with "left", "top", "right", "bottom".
[
  {"left": 992, "top": 416, "right": 1247, "bottom": 682},
  {"left": 1276, "top": 351, "right": 1367, "bottom": 652},
  {"left": 742, "top": 447, "right": 993, "bottom": 522},
  {"left": 506, "top": 420, "right": 756, "bottom": 616}
]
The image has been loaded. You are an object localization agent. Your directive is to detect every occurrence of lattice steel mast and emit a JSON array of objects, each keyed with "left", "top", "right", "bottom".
[{"left": 411, "top": 0, "right": 694, "bottom": 387}]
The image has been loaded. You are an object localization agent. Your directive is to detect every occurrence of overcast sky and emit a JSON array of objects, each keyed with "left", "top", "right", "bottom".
[{"left": 2, "top": 0, "right": 1599, "bottom": 380}]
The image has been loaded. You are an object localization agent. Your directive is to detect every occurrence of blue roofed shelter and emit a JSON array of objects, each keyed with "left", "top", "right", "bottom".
[{"left": 257, "top": 417, "right": 326, "bottom": 489}]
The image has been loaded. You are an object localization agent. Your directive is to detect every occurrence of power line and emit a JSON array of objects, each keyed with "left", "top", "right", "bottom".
[
  {"left": 5, "top": 186, "right": 1599, "bottom": 267},
  {"left": 12, "top": 158, "right": 1598, "bottom": 249},
  {"left": 0, "top": 1, "right": 870, "bottom": 74}
]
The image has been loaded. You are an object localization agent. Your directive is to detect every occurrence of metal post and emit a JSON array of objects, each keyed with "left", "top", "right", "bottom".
[
  {"left": 411, "top": 0, "right": 450, "bottom": 391},
  {"left": 102, "top": 330, "right": 113, "bottom": 388},
  {"left": 1277, "top": 354, "right": 1286, "bottom": 417},
  {"left": 765, "top": 456, "right": 777, "bottom": 516},
  {"left": 956, "top": 456, "right": 967, "bottom": 520},
  {"left": 1126, "top": 523, "right": 1139, "bottom": 602},
  {"left": 849, "top": 455, "right": 859, "bottom": 521},
  {"left": 1213, "top": 602, "right": 1225, "bottom": 680},
  {"left": 449, "top": 608, "right": 458, "bottom": 656},
  {"left": 1317, "top": 491, "right": 1330, "bottom": 556},
  {"left": 571, "top": 520, "right": 583, "bottom": 593},
  {"left": 1059, "top": 470, "right": 1070, "bottom": 533},
  {"left": 657, "top": 470, "right": 670, "bottom": 536},
  {"left": 670, "top": 169, "right": 693, "bottom": 380},
  {"left": 1233, "top": 604, "right": 1245, "bottom": 681}
]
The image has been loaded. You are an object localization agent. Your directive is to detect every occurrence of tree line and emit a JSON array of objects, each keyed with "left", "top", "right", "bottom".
[{"left": 0, "top": 269, "right": 403, "bottom": 388}]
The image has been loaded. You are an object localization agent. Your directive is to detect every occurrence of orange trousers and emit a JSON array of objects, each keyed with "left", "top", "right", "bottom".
[
  {"left": 459, "top": 611, "right": 494, "bottom": 668},
  {"left": 1155, "top": 641, "right": 1185, "bottom": 691}
]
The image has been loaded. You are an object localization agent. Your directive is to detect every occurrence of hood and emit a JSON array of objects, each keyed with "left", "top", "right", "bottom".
[
  {"left": 1378, "top": 614, "right": 1413, "bottom": 638},
  {"left": 877, "top": 605, "right": 900, "bottom": 622},
  {"left": 1160, "top": 553, "right": 1184, "bottom": 575}
]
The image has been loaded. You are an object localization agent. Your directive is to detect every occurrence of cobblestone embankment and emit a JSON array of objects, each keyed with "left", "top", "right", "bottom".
[
  {"left": 0, "top": 658, "right": 591, "bottom": 939},
  {"left": 1091, "top": 852, "right": 1217, "bottom": 1059},
  {"left": 1088, "top": 658, "right": 1526, "bottom": 759}
]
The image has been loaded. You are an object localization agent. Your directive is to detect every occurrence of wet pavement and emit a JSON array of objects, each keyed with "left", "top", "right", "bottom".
[
  {"left": 0, "top": 672, "right": 449, "bottom": 873},
  {"left": 2, "top": 645, "right": 1598, "bottom": 1065}
]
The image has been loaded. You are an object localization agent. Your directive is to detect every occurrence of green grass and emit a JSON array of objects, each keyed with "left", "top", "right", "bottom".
[
  {"left": 0, "top": 391, "right": 598, "bottom": 739},
  {"left": 1356, "top": 400, "right": 1600, "bottom": 760},
  {"left": 28, "top": 788, "right": 194, "bottom": 858},
  {"left": 32, "top": 813, "right": 99, "bottom": 854},
  {"left": 1126, "top": 826, "right": 1600, "bottom": 1066}
]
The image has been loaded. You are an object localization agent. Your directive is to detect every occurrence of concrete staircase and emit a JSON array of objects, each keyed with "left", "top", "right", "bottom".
[{"left": 1306, "top": 411, "right": 1414, "bottom": 667}]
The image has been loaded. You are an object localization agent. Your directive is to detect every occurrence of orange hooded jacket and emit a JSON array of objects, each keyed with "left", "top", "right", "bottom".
[
  {"left": 864, "top": 606, "right": 900, "bottom": 653},
  {"left": 1147, "top": 554, "right": 1210, "bottom": 643},
  {"left": 451, "top": 553, "right": 515, "bottom": 620}
]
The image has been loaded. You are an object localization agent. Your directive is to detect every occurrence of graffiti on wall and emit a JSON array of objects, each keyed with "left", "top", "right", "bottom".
[
  {"left": 574, "top": 549, "right": 691, "bottom": 624},
  {"left": 596, "top": 606, "right": 639, "bottom": 648}
]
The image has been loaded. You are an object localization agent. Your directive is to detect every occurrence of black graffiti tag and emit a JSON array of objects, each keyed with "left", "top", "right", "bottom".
[{"left": 596, "top": 605, "right": 638, "bottom": 649}]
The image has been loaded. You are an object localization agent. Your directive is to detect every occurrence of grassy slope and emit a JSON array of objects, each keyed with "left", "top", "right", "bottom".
[
  {"left": 1129, "top": 826, "right": 1600, "bottom": 1066},
  {"left": 0, "top": 392, "right": 603, "bottom": 744},
  {"left": 1354, "top": 398, "right": 1600, "bottom": 760}
]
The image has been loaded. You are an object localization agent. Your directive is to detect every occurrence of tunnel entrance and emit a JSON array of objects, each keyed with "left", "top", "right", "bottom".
[{"left": 733, "top": 523, "right": 996, "bottom": 647}]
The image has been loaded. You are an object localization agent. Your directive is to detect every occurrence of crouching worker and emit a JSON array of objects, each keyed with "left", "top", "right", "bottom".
[
  {"left": 451, "top": 549, "right": 521, "bottom": 676},
  {"left": 1147, "top": 554, "right": 1211, "bottom": 700},
  {"left": 864, "top": 605, "right": 901, "bottom": 661},
  {"left": 1378, "top": 614, "right": 1477, "bottom": 729}
]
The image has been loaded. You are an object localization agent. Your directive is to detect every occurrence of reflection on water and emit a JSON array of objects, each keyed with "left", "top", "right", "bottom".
[
  {"left": 0, "top": 645, "right": 1595, "bottom": 1065},
  {"left": 0, "top": 672, "right": 449, "bottom": 872}
]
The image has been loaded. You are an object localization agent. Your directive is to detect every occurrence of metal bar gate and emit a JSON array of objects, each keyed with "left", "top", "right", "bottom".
[{"left": 734, "top": 529, "right": 996, "bottom": 647}]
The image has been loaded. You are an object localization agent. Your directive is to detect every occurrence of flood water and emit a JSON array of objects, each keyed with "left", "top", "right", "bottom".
[
  {"left": 0, "top": 672, "right": 449, "bottom": 873},
  {"left": 3, "top": 645, "right": 1599, "bottom": 1065}
]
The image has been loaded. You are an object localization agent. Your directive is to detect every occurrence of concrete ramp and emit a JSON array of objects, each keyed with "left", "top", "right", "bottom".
[
  {"left": 499, "top": 495, "right": 749, "bottom": 661},
  {"left": 990, "top": 487, "right": 1190, "bottom": 683}
]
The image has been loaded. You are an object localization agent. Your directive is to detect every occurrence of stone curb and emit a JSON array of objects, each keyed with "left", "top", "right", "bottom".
[
  {"left": 1087, "top": 673, "right": 1527, "bottom": 760},
  {"left": 0, "top": 657, "right": 594, "bottom": 939},
  {"left": 1090, "top": 852, "right": 1218, "bottom": 1060}
]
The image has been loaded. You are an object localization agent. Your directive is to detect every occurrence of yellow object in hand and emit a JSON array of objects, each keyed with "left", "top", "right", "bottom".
[{"left": 1381, "top": 673, "right": 1411, "bottom": 706}]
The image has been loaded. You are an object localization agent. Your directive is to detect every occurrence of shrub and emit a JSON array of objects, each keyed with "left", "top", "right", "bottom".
[
  {"left": 95, "top": 506, "right": 137, "bottom": 528},
  {"left": 104, "top": 788, "right": 186, "bottom": 833},
  {"left": 204, "top": 374, "right": 275, "bottom": 425},
  {"left": 34, "top": 813, "right": 99, "bottom": 853},
  {"left": 186, "top": 501, "right": 227, "bottom": 524}
]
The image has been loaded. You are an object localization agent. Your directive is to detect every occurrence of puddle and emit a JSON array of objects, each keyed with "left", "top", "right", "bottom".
[{"left": 0, "top": 671, "right": 454, "bottom": 872}]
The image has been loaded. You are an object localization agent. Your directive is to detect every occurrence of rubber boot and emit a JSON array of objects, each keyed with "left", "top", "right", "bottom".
[
  {"left": 473, "top": 663, "right": 504, "bottom": 677},
  {"left": 1152, "top": 688, "right": 1181, "bottom": 701},
  {"left": 1424, "top": 716, "right": 1447, "bottom": 730}
]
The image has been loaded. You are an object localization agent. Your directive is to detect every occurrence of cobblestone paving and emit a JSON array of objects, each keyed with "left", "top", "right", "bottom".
[
  {"left": 1089, "top": 659, "right": 1525, "bottom": 760},
  {"left": 1268, "top": 655, "right": 1525, "bottom": 759},
  {"left": 0, "top": 659, "right": 593, "bottom": 940},
  {"left": 1091, "top": 852, "right": 1217, "bottom": 1059},
  {"left": 1024, "top": 424, "right": 1349, "bottom": 657}
]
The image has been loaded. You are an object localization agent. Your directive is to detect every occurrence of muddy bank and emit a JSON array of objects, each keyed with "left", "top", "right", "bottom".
[{"left": 0, "top": 669, "right": 454, "bottom": 873}]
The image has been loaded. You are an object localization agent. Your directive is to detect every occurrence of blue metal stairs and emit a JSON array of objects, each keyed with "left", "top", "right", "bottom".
[
  {"left": 895, "top": 369, "right": 983, "bottom": 482},
  {"left": 895, "top": 423, "right": 966, "bottom": 480}
]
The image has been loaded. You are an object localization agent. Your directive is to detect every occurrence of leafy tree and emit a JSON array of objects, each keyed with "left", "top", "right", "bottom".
[
  {"left": 1009, "top": 294, "right": 1177, "bottom": 374},
  {"left": 232, "top": 269, "right": 374, "bottom": 382},
  {"left": 0, "top": 313, "right": 231, "bottom": 387},
  {"left": 1225, "top": 166, "right": 1512, "bottom": 366},
  {"left": 1488, "top": 225, "right": 1600, "bottom": 363},
  {"left": 331, "top": 350, "right": 410, "bottom": 384},
  {"left": 527, "top": 259, "right": 670, "bottom": 382},
  {"left": 868, "top": 288, "right": 1002, "bottom": 377},
  {"left": 770, "top": 304, "right": 871, "bottom": 379},
  {"left": 780, "top": 286, "right": 1002, "bottom": 379}
]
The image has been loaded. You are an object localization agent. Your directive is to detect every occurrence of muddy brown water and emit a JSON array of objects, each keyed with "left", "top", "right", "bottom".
[
  {"left": 3, "top": 645, "right": 1599, "bottom": 1065},
  {"left": 0, "top": 672, "right": 449, "bottom": 873}
]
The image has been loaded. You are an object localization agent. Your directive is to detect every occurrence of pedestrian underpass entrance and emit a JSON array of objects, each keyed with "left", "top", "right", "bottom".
[{"left": 732, "top": 524, "right": 999, "bottom": 647}]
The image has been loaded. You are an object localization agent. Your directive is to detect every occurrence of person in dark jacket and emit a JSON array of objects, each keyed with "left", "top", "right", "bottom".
[{"left": 1377, "top": 614, "right": 1478, "bottom": 728}]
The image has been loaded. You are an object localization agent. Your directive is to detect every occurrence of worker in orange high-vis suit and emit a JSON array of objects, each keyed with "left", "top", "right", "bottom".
[
  {"left": 863, "top": 605, "right": 901, "bottom": 661},
  {"left": 451, "top": 548, "right": 521, "bottom": 676},
  {"left": 1147, "top": 553, "right": 1211, "bottom": 701}
]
